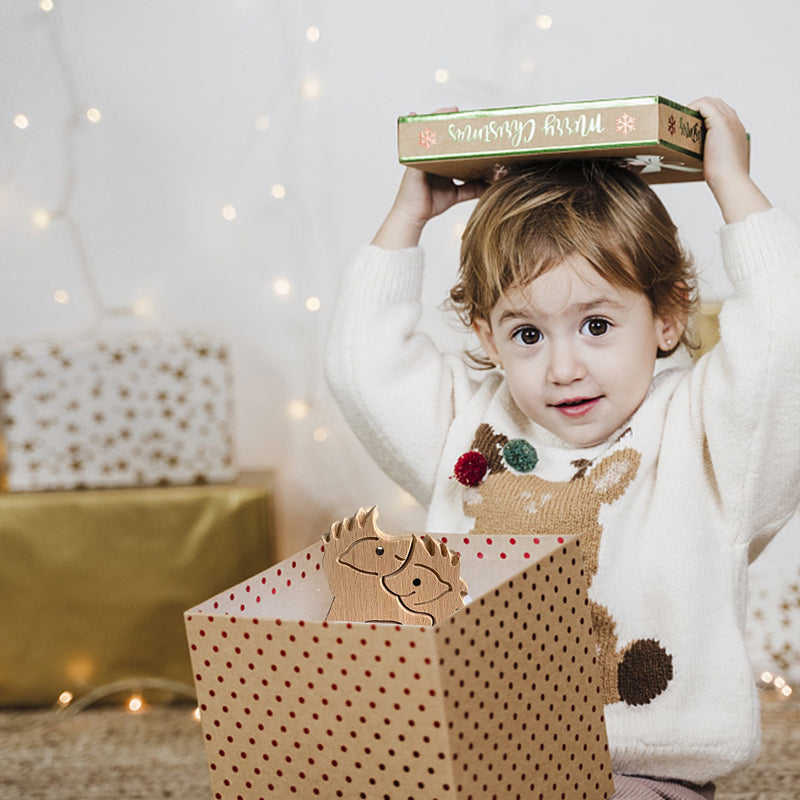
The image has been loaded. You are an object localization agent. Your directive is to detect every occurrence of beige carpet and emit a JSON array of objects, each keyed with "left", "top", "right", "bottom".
[{"left": 1, "top": 694, "right": 797, "bottom": 799}]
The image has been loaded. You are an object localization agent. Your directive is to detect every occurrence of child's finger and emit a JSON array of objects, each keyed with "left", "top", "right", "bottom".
[
  {"left": 457, "top": 180, "right": 487, "bottom": 203},
  {"left": 688, "top": 97, "right": 743, "bottom": 128}
]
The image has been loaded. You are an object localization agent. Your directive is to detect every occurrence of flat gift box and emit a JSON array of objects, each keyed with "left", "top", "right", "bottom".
[
  {"left": 398, "top": 96, "right": 710, "bottom": 184},
  {"left": 185, "top": 533, "right": 614, "bottom": 800},
  {"left": 0, "top": 330, "right": 236, "bottom": 491}
]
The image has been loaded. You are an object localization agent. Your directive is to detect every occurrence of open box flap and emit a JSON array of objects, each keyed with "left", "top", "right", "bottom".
[{"left": 185, "top": 533, "right": 578, "bottom": 624}]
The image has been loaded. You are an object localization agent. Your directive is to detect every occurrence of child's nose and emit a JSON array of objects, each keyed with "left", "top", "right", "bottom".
[{"left": 546, "top": 341, "right": 586, "bottom": 384}]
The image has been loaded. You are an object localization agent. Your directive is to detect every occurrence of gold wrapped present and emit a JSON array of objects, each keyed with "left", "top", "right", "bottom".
[{"left": 0, "top": 477, "right": 276, "bottom": 706}]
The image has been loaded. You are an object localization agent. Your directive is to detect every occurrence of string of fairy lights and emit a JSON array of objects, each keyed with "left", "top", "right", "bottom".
[
  {"left": 6, "top": 2, "right": 560, "bottom": 456},
  {"left": 5, "top": 1, "right": 796, "bottom": 716},
  {"left": 6, "top": 0, "right": 341, "bottom": 713}
]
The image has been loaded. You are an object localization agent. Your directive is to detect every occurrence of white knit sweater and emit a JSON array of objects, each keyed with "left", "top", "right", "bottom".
[{"left": 324, "top": 207, "right": 800, "bottom": 783}]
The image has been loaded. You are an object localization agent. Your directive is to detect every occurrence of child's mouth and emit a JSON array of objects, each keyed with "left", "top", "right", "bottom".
[{"left": 552, "top": 397, "right": 601, "bottom": 417}]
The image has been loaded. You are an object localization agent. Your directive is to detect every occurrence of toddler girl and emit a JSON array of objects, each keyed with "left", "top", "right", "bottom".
[{"left": 325, "top": 97, "right": 800, "bottom": 798}]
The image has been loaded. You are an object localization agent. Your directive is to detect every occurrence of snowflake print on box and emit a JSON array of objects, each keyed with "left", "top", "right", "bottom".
[
  {"left": 418, "top": 126, "right": 437, "bottom": 150},
  {"left": 668, "top": 114, "right": 677, "bottom": 135},
  {"left": 615, "top": 113, "right": 636, "bottom": 135},
  {"left": 185, "top": 521, "right": 615, "bottom": 800}
]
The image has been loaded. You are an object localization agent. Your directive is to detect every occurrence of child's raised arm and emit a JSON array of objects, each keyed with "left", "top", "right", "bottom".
[
  {"left": 690, "top": 97, "right": 772, "bottom": 224},
  {"left": 372, "top": 108, "right": 485, "bottom": 250},
  {"left": 372, "top": 166, "right": 485, "bottom": 249}
]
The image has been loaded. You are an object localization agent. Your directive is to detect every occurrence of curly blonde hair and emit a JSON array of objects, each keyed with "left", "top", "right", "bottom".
[{"left": 450, "top": 160, "right": 697, "bottom": 368}]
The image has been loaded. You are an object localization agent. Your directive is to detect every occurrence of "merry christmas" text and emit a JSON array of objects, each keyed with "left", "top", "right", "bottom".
[{"left": 447, "top": 112, "right": 605, "bottom": 148}]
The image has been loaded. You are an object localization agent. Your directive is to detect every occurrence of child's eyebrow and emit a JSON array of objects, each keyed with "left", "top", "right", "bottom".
[
  {"left": 572, "top": 297, "right": 629, "bottom": 313},
  {"left": 496, "top": 308, "right": 531, "bottom": 325},
  {"left": 496, "top": 296, "right": 628, "bottom": 325}
]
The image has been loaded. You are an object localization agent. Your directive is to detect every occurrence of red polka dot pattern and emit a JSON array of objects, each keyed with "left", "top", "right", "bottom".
[{"left": 185, "top": 535, "right": 614, "bottom": 799}]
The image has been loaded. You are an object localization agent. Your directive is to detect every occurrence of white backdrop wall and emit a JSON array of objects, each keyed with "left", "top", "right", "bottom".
[{"left": 2, "top": 1, "right": 798, "bottom": 679}]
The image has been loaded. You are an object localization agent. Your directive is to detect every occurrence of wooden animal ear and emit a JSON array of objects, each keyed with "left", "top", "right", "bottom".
[
  {"left": 420, "top": 534, "right": 438, "bottom": 556},
  {"left": 323, "top": 505, "right": 380, "bottom": 545}
]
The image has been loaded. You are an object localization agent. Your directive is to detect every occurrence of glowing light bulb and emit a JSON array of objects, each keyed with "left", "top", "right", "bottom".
[
  {"left": 761, "top": 671, "right": 774, "bottom": 683},
  {"left": 273, "top": 278, "right": 291, "bottom": 296},
  {"left": 132, "top": 294, "right": 155, "bottom": 318},
  {"left": 781, "top": 685, "right": 793, "bottom": 697},
  {"left": 255, "top": 114, "right": 270, "bottom": 132},
  {"left": 14, "top": 114, "right": 29, "bottom": 130},
  {"left": 774, "top": 676, "right": 786, "bottom": 689},
  {"left": 305, "top": 296, "right": 321, "bottom": 312},
  {"left": 271, "top": 184, "right": 286, "bottom": 199},
  {"left": 127, "top": 694, "right": 144, "bottom": 713},
  {"left": 32, "top": 208, "right": 52, "bottom": 229},
  {"left": 86, "top": 107, "right": 102, "bottom": 123},
  {"left": 312, "top": 427, "right": 328, "bottom": 442},
  {"left": 300, "top": 77, "right": 321, "bottom": 99},
  {"left": 221, "top": 204, "right": 237, "bottom": 221},
  {"left": 288, "top": 399, "right": 310, "bottom": 421},
  {"left": 536, "top": 14, "right": 553, "bottom": 30},
  {"left": 39, "top": 0, "right": 54, "bottom": 11},
  {"left": 306, "top": 26, "right": 320, "bottom": 42},
  {"left": 57, "top": 691, "right": 74, "bottom": 707},
  {"left": 53, "top": 289, "right": 69, "bottom": 304},
  {"left": 434, "top": 68, "right": 449, "bottom": 84}
]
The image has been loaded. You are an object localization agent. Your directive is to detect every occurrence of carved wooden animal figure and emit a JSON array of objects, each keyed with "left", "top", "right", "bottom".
[
  {"left": 322, "top": 506, "right": 431, "bottom": 625},
  {"left": 382, "top": 533, "right": 468, "bottom": 624},
  {"left": 461, "top": 423, "right": 673, "bottom": 707}
]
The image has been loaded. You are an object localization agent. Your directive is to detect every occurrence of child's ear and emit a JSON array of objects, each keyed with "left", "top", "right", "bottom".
[
  {"left": 472, "top": 318, "right": 502, "bottom": 368},
  {"left": 655, "top": 310, "right": 688, "bottom": 352}
]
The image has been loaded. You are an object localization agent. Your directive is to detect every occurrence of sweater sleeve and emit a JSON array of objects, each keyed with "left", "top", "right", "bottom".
[
  {"left": 324, "top": 245, "right": 479, "bottom": 507},
  {"left": 689, "top": 207, "right": 800, "bottom": 550}
]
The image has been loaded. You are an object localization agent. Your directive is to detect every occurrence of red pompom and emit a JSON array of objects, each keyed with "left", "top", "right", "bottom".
[{"left": 453, "top": 451, "right": 488, "bottom": 487}]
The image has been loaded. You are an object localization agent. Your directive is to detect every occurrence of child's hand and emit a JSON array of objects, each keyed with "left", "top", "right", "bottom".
[
  {"left": 689, "top": 96, "right": 771, "bottom": 224},
  {"left": 372, "top": 108, "right": 486, "bottom": 249}
]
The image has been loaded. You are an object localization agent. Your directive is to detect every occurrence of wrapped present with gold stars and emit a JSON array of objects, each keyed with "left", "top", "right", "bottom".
[{"left": 0, "top": 330, "right": 237, "bottom": 491}]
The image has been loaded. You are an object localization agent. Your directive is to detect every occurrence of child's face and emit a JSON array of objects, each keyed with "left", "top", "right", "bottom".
[{"left": 473, "top": 254, "right": 678, "bottom": 448}]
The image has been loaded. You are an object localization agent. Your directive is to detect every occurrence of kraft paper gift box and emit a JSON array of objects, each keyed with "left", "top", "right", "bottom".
[
  {"left": 0, "top": 330, "right": 236, "bottom": 491},
  {"left": 398, "top": 95, "right": 712, "bottom": 185},
  {"left": 185, "top": 533, "right": 615, "bottom": 800}
]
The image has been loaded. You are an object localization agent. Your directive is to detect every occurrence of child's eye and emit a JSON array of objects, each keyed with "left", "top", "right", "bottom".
[
  {"left": 511, "top": 326, "right": 542, "bottom": 346},
  {"left": 581, "top": 318, "right": 611, "bottom": 337}
]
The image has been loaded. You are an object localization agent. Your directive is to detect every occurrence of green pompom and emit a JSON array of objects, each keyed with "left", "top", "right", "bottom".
[{"left": 503, "top": 438, "right": 538, "bottom": 473}]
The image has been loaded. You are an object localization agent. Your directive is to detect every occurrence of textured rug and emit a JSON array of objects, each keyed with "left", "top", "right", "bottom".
[{"left": 1, "top": 694, "right": 797, "bottom": 799}]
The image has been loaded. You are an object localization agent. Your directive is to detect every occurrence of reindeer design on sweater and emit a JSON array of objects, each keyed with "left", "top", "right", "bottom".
[
  {"left": 458, "top": 423, "right": 673, "bottom": 707},
  {"left": 323, "top": 506, "right": 467, "bottom": 625}
]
